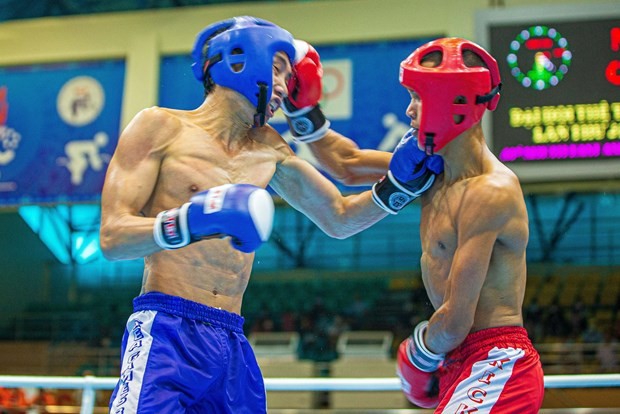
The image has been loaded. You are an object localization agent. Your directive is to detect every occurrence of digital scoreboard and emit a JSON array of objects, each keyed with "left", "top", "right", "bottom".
[{"left": 476, "top": 4, "right": 620, "bottom": 182}]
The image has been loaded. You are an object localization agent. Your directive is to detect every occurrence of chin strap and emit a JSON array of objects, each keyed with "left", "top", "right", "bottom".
[
  {"left": 253, "top": 83, "right": 268, "bottom": 127},
  {"left": 425, "top": 134, "right": 435, "bottom": 156},
  {"left": 476, "top": 83, "right": 502, "bottom": 105}
]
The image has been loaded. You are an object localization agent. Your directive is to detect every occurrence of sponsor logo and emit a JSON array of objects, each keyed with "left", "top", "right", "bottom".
[
  {"left": 388, "top": 192, "right": 411, "bottom": 211},
  {"left": 162, "top": 210, "right": 180, "bottom": 243},
  {"left": 293, "top": 117, "right": 315, "bottom": 135},
  {"left": 57, "top": 76, "right": 105, "bottom": 126},
  {"left": 204, "top": 185, "right": 230, "bottom": 214}
]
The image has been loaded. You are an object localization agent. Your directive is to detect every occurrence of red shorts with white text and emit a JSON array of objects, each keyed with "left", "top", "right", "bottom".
[{"left": 435, "top": 326, "right": 544, "bottom": 414}]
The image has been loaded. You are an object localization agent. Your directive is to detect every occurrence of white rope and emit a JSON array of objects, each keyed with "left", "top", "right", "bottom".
[
  {"left": 0, "top": 373, "right": 618, "bottom": 390},
  {"left": 0, "top": 373, "right": 617, "bottom": 414},
  {"left": 0, "top": 375, "right": 117, "bottom": 389},
  {"left": 264, "top": 374, "right": 620, "bottom": 391}
]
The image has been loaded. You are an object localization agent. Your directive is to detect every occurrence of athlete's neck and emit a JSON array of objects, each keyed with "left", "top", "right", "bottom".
[
  {"left": 438, "top": 124, "right": 492, "bottom": 184},
  {"left": 194, "top": 88, "right": 254, "bottom": 143}
]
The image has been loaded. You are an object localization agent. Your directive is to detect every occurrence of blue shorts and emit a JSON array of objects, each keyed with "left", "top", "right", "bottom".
[{"left": 109, "top": 292, "right": 266, "bottom": 414}]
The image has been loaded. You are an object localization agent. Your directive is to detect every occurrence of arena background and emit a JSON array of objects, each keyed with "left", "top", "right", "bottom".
[{"left": 0, "top": 0, "right": 619, "bottom": 412}]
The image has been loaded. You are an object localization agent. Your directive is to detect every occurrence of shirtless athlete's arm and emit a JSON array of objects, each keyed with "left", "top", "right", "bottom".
[
  {"left": 269, "top": 135, "right": 389, "bottom": 239},
  {"left": 305, "top": 129, "right": 390, "bottom": 186},
  {"left": 424, "top": 180, "right": 519, "bottom": 354},
  {"left": 99, "top": 107, "right": 170, "bottom": 260}
]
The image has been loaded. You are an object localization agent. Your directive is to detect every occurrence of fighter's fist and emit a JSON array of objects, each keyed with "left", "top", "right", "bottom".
[
  {"left": 287, "top": 40, "right": 323, "bottom": 108},
  {"left": 154, "top": 184, "right": 274, "bottom": 253},
  {"left": 396, "top": 321, "right": 444, "bottom": 408},
  {"left": 372, "top": 129, "right": 443, "bottom": 214},
  {"left": 282, "top": 40, "right": 330, "bottom": 143}
]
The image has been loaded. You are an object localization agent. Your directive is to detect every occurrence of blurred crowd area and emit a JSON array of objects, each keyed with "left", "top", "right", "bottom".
[
  {"left": 0, "top": 267, "right": 617, "bottom": 377},
  {"left": 0, "top": 268, "right": 617, "bottom": 412},
  {"left": 242, "top": 271, "right": 620, "bottom": 372},
  {"left": 0, "top": 386, "right": 100, "bottom": 414},
  {"left": 0, "top": 385, "right": 119, "bottom": 413}
]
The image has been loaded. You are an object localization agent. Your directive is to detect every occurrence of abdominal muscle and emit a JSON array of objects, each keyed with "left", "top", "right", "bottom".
[
  {"left": 141, "top": 239, "right": 254, "bottom": 314},
  {"left": 420, "top": 252, "right": 525, "bottom": 333}
]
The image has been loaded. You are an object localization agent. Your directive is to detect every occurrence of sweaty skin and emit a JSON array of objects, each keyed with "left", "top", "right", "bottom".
[{"left": 99, "top": 52, "right": 387, "bottom": 314}]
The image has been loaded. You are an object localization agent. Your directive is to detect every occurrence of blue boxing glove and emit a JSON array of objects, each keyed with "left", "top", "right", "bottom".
[
  {"left": 153, "top": 184, "right": 274, "bottom": 253},
  {"left": 372, "top": 129, "right": 443, "bottom": 214}
]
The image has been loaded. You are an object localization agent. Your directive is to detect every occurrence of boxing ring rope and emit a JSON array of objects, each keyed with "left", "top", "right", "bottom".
[{"left": 0, "top": 374, "right": 618, "bottom": 414}]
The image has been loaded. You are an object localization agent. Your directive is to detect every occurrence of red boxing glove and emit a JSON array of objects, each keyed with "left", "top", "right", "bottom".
[
  {"left": 396, "top": 321, "right": 444, "bottom": 408},
  {"left": 282, "top": 40, "right": 330, "bottom": 143},
  {"left": 287, "top": 41, "right": 323, "bottom": 108}
]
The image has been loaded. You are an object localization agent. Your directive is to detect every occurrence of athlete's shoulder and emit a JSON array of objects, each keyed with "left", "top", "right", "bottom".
[
  {"left": 122, "top": 106, "right": 184, "bottom": 144},
  {"left": 136, "top": 106, "right": 185, "bottom": 129},
  {"left": 462, "top": 174, "right": 524, "bottom": 234},
  {"left": 252, "top": 124, "right": 294, "bottom": 156},
  {"left": 471, "top": 169, "right": 520, "bottom": 199}
]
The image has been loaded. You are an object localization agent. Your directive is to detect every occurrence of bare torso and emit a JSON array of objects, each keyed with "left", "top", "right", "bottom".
[
  {"left": 419, "top": 153, "right": 529, "bottom": 334},
  {"left": 100, "top": 99, "right": 386, "bottom": 315},
  {"left": 118, "top": 106, "right": 285, "bottom": 314}
]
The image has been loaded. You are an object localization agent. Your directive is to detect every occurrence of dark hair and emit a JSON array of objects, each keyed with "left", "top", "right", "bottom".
[
  {"left": 420, "top": 50, "right": 489, "bottom": 69},
  {"left": 199, "top": 26, "right": 230, "bottom": 96},
  {"left": 463, "top": 50, "right": 488, "bottom": 69}
]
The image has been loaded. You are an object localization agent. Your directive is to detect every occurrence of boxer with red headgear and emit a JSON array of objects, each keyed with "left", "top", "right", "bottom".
[
  {"left": 399, "top": 37, "right": 502, "bottom": 155},
  {"left": 101, "top": 16, "right": 402, "bottom": 413},
  {"left": 294, "top": 37, "right": 544, "bottom": 412}
]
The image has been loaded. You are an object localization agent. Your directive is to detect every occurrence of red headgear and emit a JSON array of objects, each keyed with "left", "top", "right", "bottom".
[{"left": 399, "top": 37, "right": 502, "bottom": 154}]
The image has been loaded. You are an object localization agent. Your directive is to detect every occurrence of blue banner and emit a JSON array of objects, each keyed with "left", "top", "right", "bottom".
[
  {"left": 159, "top": 38, "right": 435, "bottom": 188},
  {"left": 0, "top": 60, "right": 125, "bottom": 206}
]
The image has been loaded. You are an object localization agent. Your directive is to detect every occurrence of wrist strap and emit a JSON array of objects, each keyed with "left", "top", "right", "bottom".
[
  {"left": 282, "top": 101, "right": 330, "bottom": 143},
  {"left": 371, "top": 171, "right": 417, "bottom": 214},
  {"left": 408, "top": 321, "right": 445, "bottom": 372},
  {"left": 153, "top": 203, "right": 191, "bottom": 249}
]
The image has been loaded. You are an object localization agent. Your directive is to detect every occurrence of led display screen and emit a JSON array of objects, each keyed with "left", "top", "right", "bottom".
[{"left": 477, "top": 5, "right": 620, "bottom": 182}]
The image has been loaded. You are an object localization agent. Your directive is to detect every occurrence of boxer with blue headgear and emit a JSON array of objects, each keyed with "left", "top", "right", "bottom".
[
  {"left": 102, "top": 15, "right": 399, "bottom": 414},
  {"left": 191, "top": 16, "right": 296, "bottom": 127}
]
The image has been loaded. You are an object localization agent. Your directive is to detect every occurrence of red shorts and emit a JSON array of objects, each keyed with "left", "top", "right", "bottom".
[{"left": 435, "top": 326, "right": 544, "bottom": 413}]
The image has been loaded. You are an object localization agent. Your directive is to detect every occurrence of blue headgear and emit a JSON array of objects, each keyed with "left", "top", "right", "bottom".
[{"left": 191, "top": 16, "right": 296, "bottom": 126}]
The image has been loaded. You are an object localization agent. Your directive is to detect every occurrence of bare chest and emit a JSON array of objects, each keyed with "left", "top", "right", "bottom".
[
  {"left": 149, "top": 137, "right": 276, "bottom": 212},
  {"left": 420, "top": 190, "right": 459, "bottom": 259},
  {"left": 419, "top": 188, "right": 462, "bottom": 305}
]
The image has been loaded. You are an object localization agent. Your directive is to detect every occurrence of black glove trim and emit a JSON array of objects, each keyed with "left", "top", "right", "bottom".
[
  {"left": 372, "top": 170, "right": 436, "bottom": 214},
  {"left": 372, "top": 173, "right": 414, "bottom": 214},
  {"left": 282, "top": 100, "right": 330, "bottom": 143}
]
